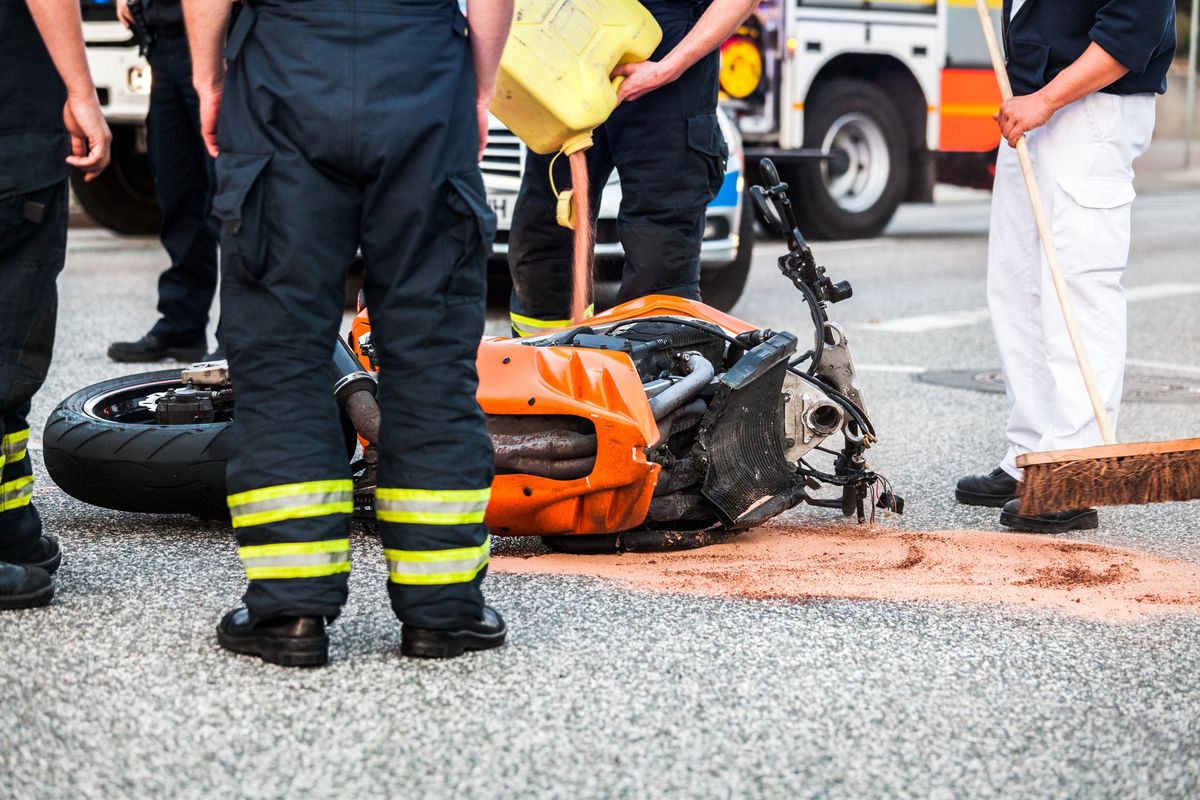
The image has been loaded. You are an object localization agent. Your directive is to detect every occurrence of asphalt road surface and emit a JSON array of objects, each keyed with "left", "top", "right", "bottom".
[{"left": 2, "top": 176, "right": 1199, "bottom": 798}]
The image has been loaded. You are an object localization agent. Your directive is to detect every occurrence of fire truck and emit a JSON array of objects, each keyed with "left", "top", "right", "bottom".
[{"left": 720, "top": 0, "right": 1003, "bottom": 239}]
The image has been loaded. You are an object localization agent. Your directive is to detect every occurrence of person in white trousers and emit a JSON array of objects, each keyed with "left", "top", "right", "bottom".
[{"left": 955, "top": 0, "right": 1176, "bottom": 533}]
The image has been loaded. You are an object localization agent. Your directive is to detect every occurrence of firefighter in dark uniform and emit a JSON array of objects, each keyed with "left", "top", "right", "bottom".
[
  {"left": 0, "top": 0, "right": 110, "bottom": 609},
  {"left": 109, "top": 0, "right": 221, "bottom": 363},
  {"left": 182, "top": 0, "right": 513, "bottom": 667},
  {"left": 506, "top": 0, "right": 758, "bottom": 336}
]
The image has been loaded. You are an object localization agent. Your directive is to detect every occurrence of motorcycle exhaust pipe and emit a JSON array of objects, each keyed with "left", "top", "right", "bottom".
[
  {"left": 331, "top": 338, "right": 381, "bottom": 443},
  {"left": 647, "top": 352, "right": 715, "bottom": 421}
]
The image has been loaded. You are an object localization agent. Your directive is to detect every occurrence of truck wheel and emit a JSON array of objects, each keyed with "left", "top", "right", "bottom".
[
  {"left": 787, "top": 79, "right": 909, "bottom": 240},
  {"left": 70, "top": 125, "right": 160, "bottom": 235},
  {"left": 43, "top": 371, "right": 231, "bottom": 520},
  {"left": 699, "top": 199, "right": 755, "bottom": 312}
]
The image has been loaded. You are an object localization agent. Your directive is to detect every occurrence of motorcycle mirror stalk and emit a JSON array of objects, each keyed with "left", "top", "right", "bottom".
[{"left": 753, "top": 159, "right": 854, "bottom": 308}]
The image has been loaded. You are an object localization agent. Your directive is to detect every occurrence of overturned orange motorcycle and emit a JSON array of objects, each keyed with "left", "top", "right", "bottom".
[{"left": 44, "top": 162, "right": 901, "bottom": 551}]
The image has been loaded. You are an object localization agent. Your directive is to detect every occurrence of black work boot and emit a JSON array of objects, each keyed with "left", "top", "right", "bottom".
[
  {"left": 0, "top": 562, "right": 53, "bottom": 610},
  {"left": 955, "top": 467, "right": 1019, "bottom": 507},
  {"left": 216, "top": 607, "right": 329, "bottom": 667},
  {"left": 401, "top": 605, "right": 507, "bottom": 659},
  {"left": 999, "top": 499, "right": 1099, "bottom": 534},
  {"left": 108, "top": 334, "right": 206, "bottom": 364},
  {"left": 1, "top": 535, "right": 62, "bottom": 575}
]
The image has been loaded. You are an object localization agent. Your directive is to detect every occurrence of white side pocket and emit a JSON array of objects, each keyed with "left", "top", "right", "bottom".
[{"left": 1051, "top": 175, "right": 1135, "bottom": 279}]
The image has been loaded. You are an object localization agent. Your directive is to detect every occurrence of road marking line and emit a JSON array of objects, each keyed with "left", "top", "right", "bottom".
[
  {"left": 857, "top": 282, "right": 1200, "bottom": 333},
  {"left": 1124, "top": 283, "right": 1200, "bottom": 302},
  {"left": 1126, "top": 359, "right": 1200, "bottom": 376},
  {"left": 857, "top": 308, "right": 991, "bottom": 333}
]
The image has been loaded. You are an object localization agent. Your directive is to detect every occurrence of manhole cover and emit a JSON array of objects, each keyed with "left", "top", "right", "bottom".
[{"left": 917, "top": 369, "right": 1200, "bottom": 403}]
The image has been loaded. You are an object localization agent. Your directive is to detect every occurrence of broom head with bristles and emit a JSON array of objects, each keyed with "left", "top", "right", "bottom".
[{"left": 1017, "top": 438, "right": 1200, "bottom": 515}]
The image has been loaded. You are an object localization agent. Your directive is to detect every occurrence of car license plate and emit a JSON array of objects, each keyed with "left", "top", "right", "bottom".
[{"left": 488, "top": 193, "right": 515, "bottom": 230}]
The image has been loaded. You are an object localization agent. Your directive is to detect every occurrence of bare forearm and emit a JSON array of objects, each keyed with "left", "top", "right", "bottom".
[
  {"left": 469, "top": 0, "right": 514, "bottom": 105},
  {"left": 659, "top": 0, "right": 757, "bottom": 80},
  {"left": 183, "top": 0, "right": 234, "bottom": 92},
  {"left": 24, "top": 0, "right": 95, "bottom": 99},
  {"left": 1037, "top": 42, "right": 1129, "bottom": 113}
]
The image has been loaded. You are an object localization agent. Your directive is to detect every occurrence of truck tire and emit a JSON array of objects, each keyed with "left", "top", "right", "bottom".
[
  {"left": 787, "top": 79, "right": 910, "bottom": 241},
  {"left": 70, "top": 125, "right": 160, "bottom": 235},
  {"left": 699, "top": 199, "right": 755, "bottom": 312},
  {"left": 43, "top": 371, "right": 230, "bottom": 520}
]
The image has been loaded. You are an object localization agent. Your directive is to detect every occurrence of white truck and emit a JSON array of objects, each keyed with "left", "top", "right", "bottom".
[{"left": 722, "top": 0, "right": 1003, "bottom": 239}]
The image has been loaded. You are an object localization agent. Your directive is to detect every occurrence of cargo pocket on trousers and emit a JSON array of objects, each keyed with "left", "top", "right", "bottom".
[
  {"left": 212, "top": 152, "right": 272, "bottom": 289},
  {"left": 686, "top": 112, "right": 729, "bottom": 203},
  {"left": 443, "top": 169, "right": 497, "bottom": 306},
  {"left": 1052, "top": 175, "right": 1136, "bottom": 276}
]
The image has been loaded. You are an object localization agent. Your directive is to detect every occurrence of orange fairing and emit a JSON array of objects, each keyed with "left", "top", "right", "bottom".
[
  {"left": 477, "top": 342, "right": 660, "bottom": 535},
  {"left": 576, "top": 294, "right": 757, "bottom": 336},
  {"left": 350, "top": 295, "right": 757, "bottom": 536}
]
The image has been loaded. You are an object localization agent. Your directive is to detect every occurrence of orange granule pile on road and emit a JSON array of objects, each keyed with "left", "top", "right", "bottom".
[{"left": 492, "top": 524, "right": 1200, "bottom": 620}]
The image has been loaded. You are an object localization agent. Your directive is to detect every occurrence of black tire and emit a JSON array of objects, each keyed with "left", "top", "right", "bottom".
[
  {"left": 70, "top": 125, "right": 160, "bottom": 235},
  {"left": 42, "top": 371, "right": 230, "bottom": 519},
  {"left": 699, "top": 198, "right": 756, "bottom": 312},
  {"left": 785, "top": 78, "right": 910, "bottom": 241}
]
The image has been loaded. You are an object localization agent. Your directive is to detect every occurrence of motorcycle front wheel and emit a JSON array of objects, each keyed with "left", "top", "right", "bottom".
[{"left": 43, "top": 370, "right": 232, "bottom": 519}]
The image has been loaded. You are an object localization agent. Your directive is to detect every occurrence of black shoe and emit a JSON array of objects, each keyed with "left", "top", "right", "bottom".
[
  {"left": 401, "top": 605, "right": 507, "bottom": 659},
  {"left": 999, "top": 499, "right": 1099, "bottom": 534},
  {"left": 1, "top": 536, "right": 62, "bottom": 575},
  {"left": 955, "top": 467, "right": 1019, "bottom": 507},
  {"left": 0, "top": 562, "right": 54, "bottom": 610},
  {"left": 202, "top": 346, "right": 225, "bottom": 362},
  {"left": 108, "top": 334, "right": 206, "bottom": 364},
  {"left": 216, "top": 607, "right": 329, "bottom": 667}
]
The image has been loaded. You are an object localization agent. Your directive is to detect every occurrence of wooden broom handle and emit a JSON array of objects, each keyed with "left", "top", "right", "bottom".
[{"left": 973, "top": 0, "right": 1117, "bottom": 445}]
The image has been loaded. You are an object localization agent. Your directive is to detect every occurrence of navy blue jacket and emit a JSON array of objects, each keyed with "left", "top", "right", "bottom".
[{"left": 1002, "top": 0, "right": 1176, "bottom": 96}]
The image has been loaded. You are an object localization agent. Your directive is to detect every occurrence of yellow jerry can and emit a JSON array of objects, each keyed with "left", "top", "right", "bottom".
[{"left": 490, "top": 0, "right": 663, "bottom": 155}]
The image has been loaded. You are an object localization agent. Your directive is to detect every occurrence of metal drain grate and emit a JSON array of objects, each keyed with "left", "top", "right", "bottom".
[{"left": 917, "top": 369, "right": 1200, "bottom": 404}]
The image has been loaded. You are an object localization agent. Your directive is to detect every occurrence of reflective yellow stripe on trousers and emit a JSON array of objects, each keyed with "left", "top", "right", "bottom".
[
  {"left": 239, "top": 538, "right": 352, "bottom": 580},
  {"left": 0, "top": 475, "right": 33, "bottom": 513},
  {"left": 385, "top": 535, "right": 491, "bottom": 586},
  {"left": 375, "top": 487, "right": 490, "bottom": 525},
  {"left": 378, "top": 487, "right": 491, "bottom": 585},
  {"left": 510, "top": 305, "right": 594, "bottom": 337},
  {"left": 227, "top": 479, "right": 354, "bottom": 529},
  {"left": 1, "top": 428, "right": 29, "bottom": 465}
]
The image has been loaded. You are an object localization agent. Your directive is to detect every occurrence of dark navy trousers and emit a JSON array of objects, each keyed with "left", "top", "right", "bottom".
[
  {"left": 507, "top": 0, "right": 727, "bottom": 335},
  {"left": 0, "top": 181, "right": 67, "bottom": 560},
  {"left": 145, "top": 32, "right": 219, "bottom": 347},
  {"left": 215, "top": 0, "right": 496, "bottom": 627}
]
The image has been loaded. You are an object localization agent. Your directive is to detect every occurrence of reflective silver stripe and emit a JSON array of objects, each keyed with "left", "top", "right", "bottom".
[
  {"left": 231, "top": 489, "right": 352, "bottom": 519},
  {"left": 240, "top": 552, "right": 349, "bottom": 570},
  {"left": 1, "top": 429, "right": 29, "bottom": 461},
  {"left": 386, "top": 553, "right": 488, "bottom": 576},
  {"left": 0, "top": 476, "right": 33, "bottom": 511},
  {"left": 238, "top": 538, "right": 352, "bottom": 580},
  {"left": 375, "top": 498, "right": 490, "bottom": 517},
  {"left": 227, "top": 480, "right": 354, "bottom": 529},
  {"left": 384, "top": 535, "right": 492, "bottom": 585},
  {"left": 375, "top": 487, "right": 490, "bottom": 525}
]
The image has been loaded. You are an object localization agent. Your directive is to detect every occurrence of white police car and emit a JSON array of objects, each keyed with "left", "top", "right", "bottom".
[{"left": 481, "top": 109, "right": 753, "bottom": 312}]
